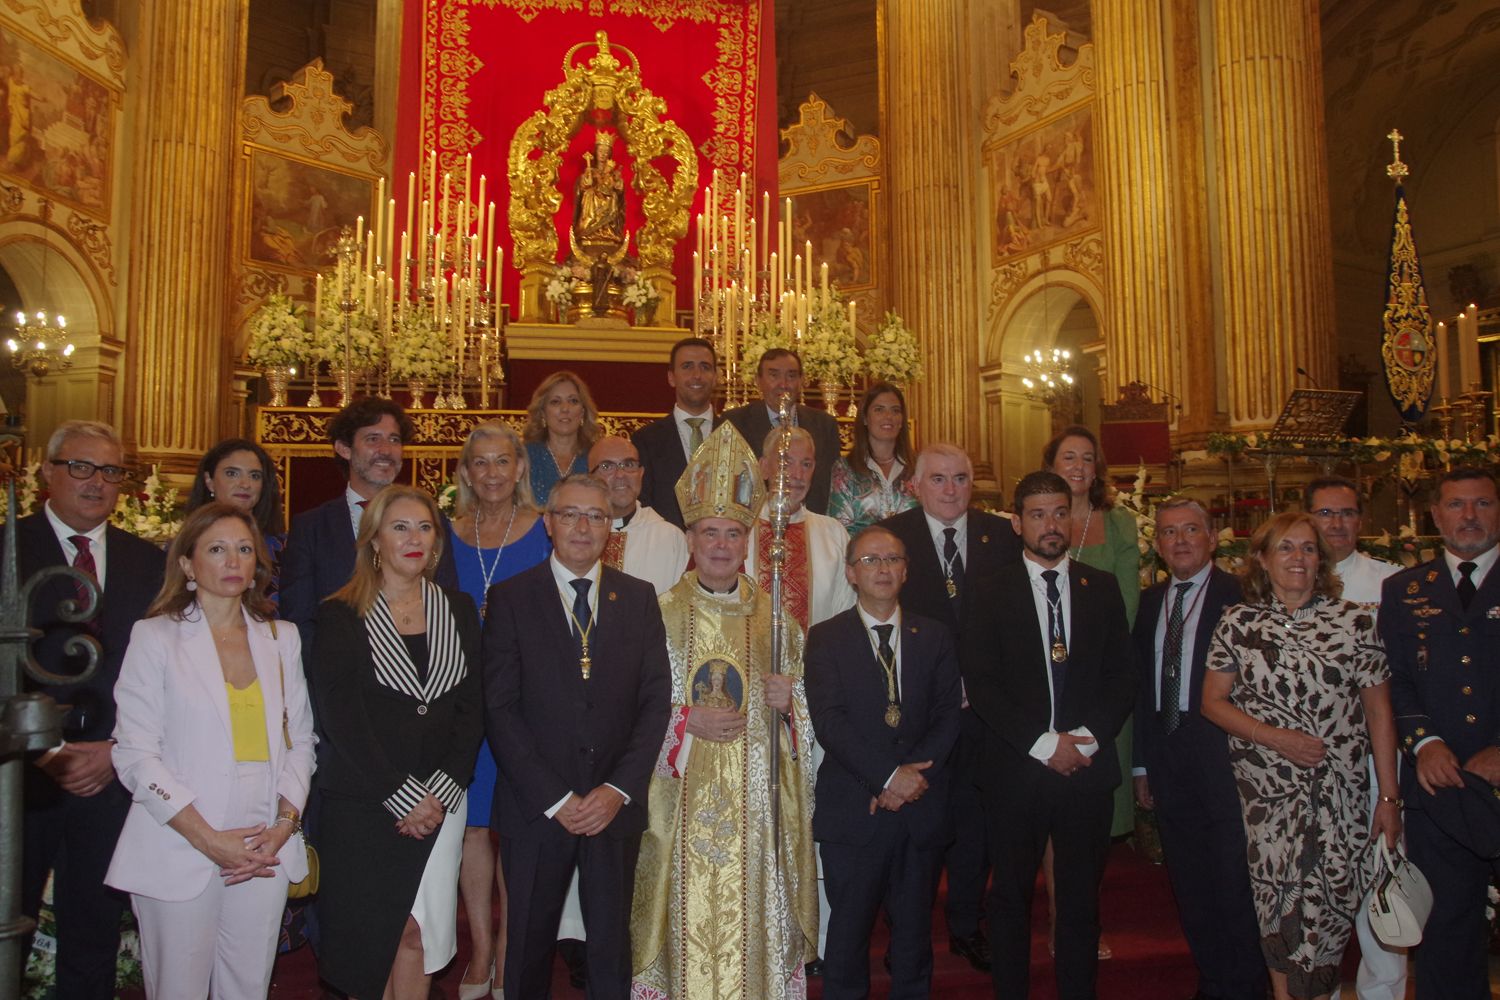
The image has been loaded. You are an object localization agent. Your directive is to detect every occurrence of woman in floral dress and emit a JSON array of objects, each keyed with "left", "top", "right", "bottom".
[
  {"left": 826, "top": 381, "right": 918, "bottom": 536},
  {"left": 1202, "top": 511, "right": 1401, "bottom": 1000}
]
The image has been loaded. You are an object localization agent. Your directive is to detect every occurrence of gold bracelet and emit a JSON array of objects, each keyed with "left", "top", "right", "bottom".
[
  {"left": 1378, "top": 794, "right": 1403, "bottom": 807},
  {"left": 273, "top": 812, "right": 302, "bottom": 835}
]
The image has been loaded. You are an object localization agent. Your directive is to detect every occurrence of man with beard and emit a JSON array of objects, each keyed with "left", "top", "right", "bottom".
[
  {"left": 963, "top": 470, "right": 1134, "bottom": 999},
  {"left": 633, "top": 337, "right": 719, "bottom": 529}
]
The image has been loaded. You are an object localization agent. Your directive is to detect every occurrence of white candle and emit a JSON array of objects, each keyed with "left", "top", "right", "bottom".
[
  {"left": 1436, "top": 321, "right": 1450, "bottom": 401},
  {"left": 820, "top": 261, "right": 829, "bottom": 312},
  {"left": 314, "top": 274, "right": 323, "bottom": 327},
  {"left": 405, "top": 173, "right": 416, "bottom": 250},
  {"left": 848, "top": 300, "right": 856, "bottom": 335},
  {"left": 486, "top": 203, "right": 496, "bottom": 293},
  {"left": 374, "top": 177, "right": 384, "bottom": 261}
]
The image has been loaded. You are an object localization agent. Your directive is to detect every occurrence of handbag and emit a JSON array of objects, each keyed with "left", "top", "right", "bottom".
[
  {"left": 271, "top": 620, "right": 320, "bottom": 899},
  {"left": 1364, "top": 838, "right": 1432, "bottom": 947}
]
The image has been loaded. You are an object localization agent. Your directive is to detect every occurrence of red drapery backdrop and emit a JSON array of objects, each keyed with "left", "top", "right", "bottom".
[{"left": 394, "top": 0, "right": 775, "bottom": 408}]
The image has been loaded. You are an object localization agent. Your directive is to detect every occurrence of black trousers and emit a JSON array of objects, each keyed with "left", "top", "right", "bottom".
[
  {"left": 501, "top": 831, "right": 641, "bottom": 1000},
  {"left": 1148, "top": 721, "right": 1266, "bottom": 1000},
  {"left": 1406, "top": 806, "right": 1500, "bottom": 1000},
  {"left": 942, "top": 707, "right": 990, "bottom": 938},
  {"left": 983, "top": 779, "right": 1111, "bottom": 1000},
  {"left": 820, "top": 827, "right": 944, "bottom": 1000},
  {"left": 23, "top": 779, "right": 130, "bottom": 1000}
]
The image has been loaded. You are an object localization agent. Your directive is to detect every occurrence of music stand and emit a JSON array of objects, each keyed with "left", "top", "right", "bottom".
[{"left": 1251, "top": 389, "right": 1363, "bottom": 506}]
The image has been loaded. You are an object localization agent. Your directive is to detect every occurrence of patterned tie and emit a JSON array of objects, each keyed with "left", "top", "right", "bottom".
[
  {"left": 874, "top": 623, "right": 898, "bottom": 702},
  {"left": 685, "top": 416, "right": 706, "bottom": 454},
  {"left": 1160, "top": 581, "right": 1192, "bottom": 735},
  {"left": 69, "top": 535, "right": 101, "bottom": 636},
  {"left": 1043, "top": 569, "right": 1066, "bottom": 710},
  {"left": 569, "top": 578, "right": 592, "bottom": 642},
  {"left": 943, "top": 526, "right": 965, "bottom": 606},
  {"left": 1458, "top": 561, "right": 1478, "bottom": 610}
]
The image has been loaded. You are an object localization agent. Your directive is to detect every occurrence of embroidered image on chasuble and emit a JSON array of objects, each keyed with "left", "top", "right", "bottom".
[{"left": 629, "top": 573, "right": 818, "bottom": 1000}]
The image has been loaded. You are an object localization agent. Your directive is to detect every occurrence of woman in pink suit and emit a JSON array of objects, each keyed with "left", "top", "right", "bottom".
[{"left": 107, "top": 503, "right": 316, "bottom": 998}]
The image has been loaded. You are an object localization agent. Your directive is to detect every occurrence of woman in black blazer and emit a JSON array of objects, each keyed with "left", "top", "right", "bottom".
[{"left": 310, "top": 485, "right": 483, "bottom": 1000}]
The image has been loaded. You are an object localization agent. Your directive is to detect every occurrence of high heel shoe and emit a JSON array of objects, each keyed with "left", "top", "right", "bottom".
[{"left": 458, "top": 962, "right": 494, "bottom": 1000}]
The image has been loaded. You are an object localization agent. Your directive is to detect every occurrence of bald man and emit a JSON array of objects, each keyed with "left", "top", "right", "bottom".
[{"left": 588, "top": 436, "right": 689, "bottom": 596}]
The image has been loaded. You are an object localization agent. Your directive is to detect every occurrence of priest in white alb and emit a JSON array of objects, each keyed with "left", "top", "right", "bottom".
[{"left": 589, "top": 435, "right": 690, "bottom": 596}]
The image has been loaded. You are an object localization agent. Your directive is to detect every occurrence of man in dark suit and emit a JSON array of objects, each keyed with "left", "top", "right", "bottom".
[
  {"left": 484, "top": 474, "right": 671, "bottom": 1000},
  {"left": 15, "top": 420, "right": 165, "bottom": 1000},
  {"left": 1131, "top": 498, "right": 1263, "bottom": 1000},
  {"left": 806, "top": 525, "right": 962, "bottom": 999},
  {"left": 964, "top": 470, "right": 1134, "bottom": 1000},
  {"left": 878, "top": 442, "right": 1021, "bottom": 970},
  {"left": 280, "top": 396, "right": 456, "bottom": 648},
  {"left": 1382, "top": 467, "right": 1500, "bottom": 1000},
  {"left": 720, "top": 347, "right": 841, "bottom": 515},
  {"left": 632, "top": 336, "right": 718, "bottom": 529}
]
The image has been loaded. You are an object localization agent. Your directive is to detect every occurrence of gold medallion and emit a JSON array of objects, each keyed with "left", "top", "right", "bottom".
[
  {"left": 885, "top": 703, "right": 901, "bottom": 728},
  {"left": 1050, "top": 641, "right": 1067, "bottom": 663},
  {"left": 580, "top": 646, "right": 592, "bottom": 680},
  {"left": 946, "top": 577, "right": 957, "bottom": 599}
]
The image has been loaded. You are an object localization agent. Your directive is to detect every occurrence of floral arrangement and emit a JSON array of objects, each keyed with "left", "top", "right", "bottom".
[
  {"left": 1206, "top": 430, "right": 1500, "bottom": 468},
  {"left": 313, "top": 293, "right": 383, "bottom": 371},
  {"left": 545, "top": 262, "right": 587, "bottom": 311},
  {"left": 110, "top": 465, "right": 182, "bottom": 543},
  {"left": 1360, "top": 525, "right": 1442, "bottom": 567},
  {"left": 436, "top": 481, "right": 458, "bottom": 513},
  {"left": 621, "top": 270, "right": 660, "bottom": 313},
  {"left": 799, "top": 303, "right": 863, "bottom": 385},
  {"left": 386, "top": 310, "right": 455, "bottom": 382},
  {"left": 26, "top": 873, "right": 143, "bottom": 997},
  {"left": 737, "top": 313, "right": 795, "bottom": 385},
  {"left": 0, "top": 462, "right": 43, "bottom": 524},
  {"left": 862, "top": 311, "right": 923, "bottom": 384},
  {"left": 245, "top": 293, "right": 313, "bottom": 369}
]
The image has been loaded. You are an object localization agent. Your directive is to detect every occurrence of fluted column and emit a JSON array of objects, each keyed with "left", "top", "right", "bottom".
[
  {"left": 1210, "top": 1, "right": 1336, "bottom": 428},
  {"left": 885, "top": 0, "right": 981, "bottom": 452},
  {"left": 1093, "top": 0, "right": 1217, "bottom": 439},
  {"left": 122, "top": 1, "right": 245, "bottom": 469}
]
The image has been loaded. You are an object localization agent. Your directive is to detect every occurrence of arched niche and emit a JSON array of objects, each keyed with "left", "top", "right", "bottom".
[{"left": 980, "top": 268, "right": 1103, "bottom": 499}]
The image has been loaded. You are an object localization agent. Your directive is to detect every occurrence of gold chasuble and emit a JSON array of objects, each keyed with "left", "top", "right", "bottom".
[{"left": 630, "top": 572, "right": 818, "bottom": 1000}]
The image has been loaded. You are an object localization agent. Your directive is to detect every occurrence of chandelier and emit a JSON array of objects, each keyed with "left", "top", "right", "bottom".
[
  {"left": 1020, "top": 347, "right": 1075, "bottom": 404},
  {"left": 6, "top": 235, "right": 75, "bottom": 380}
]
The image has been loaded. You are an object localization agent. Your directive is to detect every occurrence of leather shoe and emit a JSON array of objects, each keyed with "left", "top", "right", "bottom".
[
  {"left": 948, "top": 931, "right": 991, "bottom": 972},
  {"left": 804, "top": 957, "right": 825, "bottom": 977}
]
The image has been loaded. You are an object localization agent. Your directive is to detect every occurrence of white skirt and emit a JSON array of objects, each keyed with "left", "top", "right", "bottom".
[{"left": 411, "top": 790, "right": 466, "bottom": 974}]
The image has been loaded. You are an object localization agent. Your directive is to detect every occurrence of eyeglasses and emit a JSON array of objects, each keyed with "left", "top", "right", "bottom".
[
  {"left": 1310, "top": 507, "right": 1359, "bottom": 521},
  {"left": 852, "top": 554, "right": 907, "bottom": 568},
  {"left": 592, "top": 459, "right": 641, "bottom": 474},
  {"left": 552, "top": 508, "right": 610, "bottom": 527},
  {"left": 50, "top": 459, "right": 127, "bottom": 484}
]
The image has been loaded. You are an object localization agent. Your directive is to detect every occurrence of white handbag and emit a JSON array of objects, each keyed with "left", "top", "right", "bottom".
[{"left": 1365, "top": 838, "right": 1433, "bottom": 947}]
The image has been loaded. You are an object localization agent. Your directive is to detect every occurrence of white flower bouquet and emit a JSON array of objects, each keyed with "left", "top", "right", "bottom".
[
  {"left": 737, "top": 313, "right": 795, "bottom": 385},
  {"left": 863, "top": 311, "right": 923, "bottom": 384},
  {"left": 800, "top": 305, "right": 862, "bottom": 384},
  {"left": 245, "top": 293, "right": 313, "bottom": 368},
  {"left": 110, "top": 464, "right": 182, "bottom": 543},
  {"left": 312, "top": 293, "right": 383, "bottom": 370},
  {"left": 386, "top": 310, "right": 455, "bottom": 382}
]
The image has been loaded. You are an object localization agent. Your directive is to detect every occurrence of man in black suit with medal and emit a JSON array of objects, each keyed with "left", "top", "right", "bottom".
[
  {"left": 632, "top": 336, "right": 719, "bottom": 529},
  {"left": 483, "top": 473, "right": 671, "bottom": 999},
  {"left": 1382, "top": 467, "right": 1500, "bottom": 1000},
  {"left": 964, "top": 470, "right": 1134, "bottom": 1000},
  {"left": 806, "top": 524, "right": 962, "bottom": 999},
  {"left": 14, "top": 420, "right": 165, "bottom": 1000},
  {"left": 1131, "top": 498, "right": 1263, "bottom": 1000},
  {"left": 720, "top": 347, "right": 842, "bottom": 515},
  {"left": 878, "top": 442, "right": 1020, "bottom": 970}
]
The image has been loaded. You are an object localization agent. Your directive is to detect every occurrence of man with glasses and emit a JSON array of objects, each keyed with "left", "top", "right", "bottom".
[
  {"left": 12, "top": 420, "right": 165, "bottom": 999},
  {"left": 1303, "top": 476, "right": 1405, "bottom": 1000},
  {"left": 804, "top": 526, "right": 962, "bottom": 999},
  {"left": 483, "top": 473, "right": 671, "bottom": 999},
  {"left": 588, "top": 435, "right": 688, "bottom": 595}
]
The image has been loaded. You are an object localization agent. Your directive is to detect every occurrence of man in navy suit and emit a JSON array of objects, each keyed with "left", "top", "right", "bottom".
[
  {"left": 963, "top": 470, "right": 1134, "bottom": 1000},
  {"left": 483, "top": 474, "right": 671, "bottom": 1000},
  {"left": 720, "top": 347, "right": 842, "bottom": 515},
  {"left": 280, "top": 396, "right": 456, "bottom": 648},
  {"left": 1382, "top": 467, "right": 1500, "bottom": 1000},
  {"left": 14, "top": 420, "right": 165, "bottom": 1000},
  {"left": 878, "top": 442, "right": 1021, "bottom": 970},
  {"left": 632, "top": 336, "right": 718, "bottom": 529},
  {"left": 1131, "top": 498, "right": 1263, "bottom": 1000},
  {"left": 806, "top": 525, "right": 962, "bottom": 999}
]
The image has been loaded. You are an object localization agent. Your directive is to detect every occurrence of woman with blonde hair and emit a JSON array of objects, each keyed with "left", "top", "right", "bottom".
[
  {"left": 446, "top": 422, "right": 552, "bottom": 999},
  {"left": 1202, "top": 511, "right": 1399, "bottom": 1000},
  {"left": 311, "top": 485, "right": 484, "bottom": 1000},
  {"left": 108, "top": 503, "right": 315, "bottom": 997},
  {"left": 522, "top": 371, "right": 600, "bottom": 505}
]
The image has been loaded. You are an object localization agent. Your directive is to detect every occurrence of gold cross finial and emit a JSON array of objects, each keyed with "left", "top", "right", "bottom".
[{"left": 1386, "top": 128, "right": 1409, "bottom": 181}]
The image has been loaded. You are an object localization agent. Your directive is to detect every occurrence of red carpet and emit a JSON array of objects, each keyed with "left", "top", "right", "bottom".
[{"left": 226, "top": 841, "right": 1199, "bottom": 998}]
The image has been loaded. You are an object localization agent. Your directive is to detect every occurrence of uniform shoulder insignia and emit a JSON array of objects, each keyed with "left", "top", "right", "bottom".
[
  {"left": 1426, "top": 570, "right": 1439, "bottom": 582},
  {"left": 1407, "top": 580, "right": 1420, "bottom": 594},
  {"left": 1413, "top": 607, "right": 1444, "bottom": 618}
]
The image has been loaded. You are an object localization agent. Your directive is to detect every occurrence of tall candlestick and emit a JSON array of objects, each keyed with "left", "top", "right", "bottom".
[
  {"left": 1436, "top": 320, "right": 1450, "bottom": 401},
  {"left": 406, "top": 173, "right": 416, "bottom": 250},
  {"left": 761, "top": 191, "right": 770, "bottom": 266},
  {"left": 374, "top": 177, "right": 384, "bottom": 262},
  {"left": 486, "top": 203, "right": 497, "bottom": 293},
  {"left": 692, "top": 250, "right": 701, "bottom": 325}
]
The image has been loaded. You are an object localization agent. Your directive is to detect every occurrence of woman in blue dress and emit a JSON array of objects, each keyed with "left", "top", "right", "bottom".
[
  {"left": 185, "top": 438, "right": 285, "bottom": 598},
  {"left": 446, "top": 421, "right": 552, "bottom": 999},
  {"left": 521, "top": 371, "right": 599, "bottom": 505}
]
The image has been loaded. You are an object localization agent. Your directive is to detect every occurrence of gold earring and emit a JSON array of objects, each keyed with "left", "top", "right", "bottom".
[{"left": 372, "top": 549, "right": 382, "bottom": 571}]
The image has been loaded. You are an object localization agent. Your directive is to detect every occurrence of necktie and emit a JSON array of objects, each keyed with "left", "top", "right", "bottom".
[
  {"left": 1160, "top": 581, "right": 1192, "bottom": 735},
  {"left": 874, "top": 623, "right": 898, "bottom": 702},
  {"left": 685, "top": 416, "right": 706, "bottom": 453},
  {"left": 69, "top": 535, "right": 102, "bottom": 636},
  {"left": 569, "top": 578, "right": 592, "bottom": 639},
  {"left": 1043, "top": 568, "right": 1067, "bottom": 711},
  {"left": 943, "top": 526, "right": 965, "bottom": 604},
  {"left": 1458, "top": 561, "right": 1478, "bottom": 610}
]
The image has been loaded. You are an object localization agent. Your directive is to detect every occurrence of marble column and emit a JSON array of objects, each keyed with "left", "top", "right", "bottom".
[
  {"left": 884, "top": 0, "right": 982, "bottom": 453},
  {"left": 121, "top": 1, "right": 245, "bottom": 469},
  {"left": 1209, "top": 1, "right": 1337, "bottom": 428}
]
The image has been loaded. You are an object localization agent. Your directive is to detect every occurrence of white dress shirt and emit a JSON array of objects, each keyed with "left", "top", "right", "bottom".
[
  {"left": 345, "top": 485, "right": 370, "bottom": 537},
  {"left": 1442, "top": 543, "right": 1498, "bottom": 590},
  {"left": 1335, "top": 550, "right": 1401, "bottom": 606},
  {"left": 672, "top": 404, "right": 715, "bottom": 460},
  {"left": 44, "top": 501, "right": 108, "bottom": 587},
  {"left": 1130, "top": 562, "right": 1212, "bottom": 777},
  {"left": 923, "top": 510, "right": 967, "bottom": 569},
  {"left": 857, "top": 603, "right": 906, "bottom": 789},
  {"left": 1021, "top": 553, "right": 1098, "bottom": 764}
]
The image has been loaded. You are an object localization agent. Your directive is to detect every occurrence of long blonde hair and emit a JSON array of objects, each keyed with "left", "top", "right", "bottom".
[
  {"left": 523, "top": 371, "right": 601, "bottom": 447},
  {"left": 454, "top": 421, "right": 538, "bottom": 518},
  {"left": 327, "top": 485, "right": 445, "bottom": 616}
]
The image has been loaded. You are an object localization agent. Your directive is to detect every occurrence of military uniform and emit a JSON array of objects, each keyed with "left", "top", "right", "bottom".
[{"left": 1379, "top": 549, "right": 1500, "bottom": 1000}]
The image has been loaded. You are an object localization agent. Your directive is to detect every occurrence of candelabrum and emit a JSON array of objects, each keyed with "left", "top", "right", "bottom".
[
  {"left": 1020, "top": 347, "right": 1075, "bottom": 405},
  {"left": 5, "top": 311, "right": 74, "bottom": 380}
]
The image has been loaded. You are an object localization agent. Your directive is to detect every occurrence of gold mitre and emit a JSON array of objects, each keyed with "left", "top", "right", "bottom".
[{"left": 675, "top": 423, "right": 766, "bottom": 529}]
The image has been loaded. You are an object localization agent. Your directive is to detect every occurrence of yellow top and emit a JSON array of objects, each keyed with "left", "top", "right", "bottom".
[{"left": 225, "top": 679, "right": 270, "bottom": 762}]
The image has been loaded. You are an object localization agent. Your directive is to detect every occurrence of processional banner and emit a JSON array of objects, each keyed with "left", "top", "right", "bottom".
[{"left": 395, "top": 0, "right": 775, "bottom": 320}]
